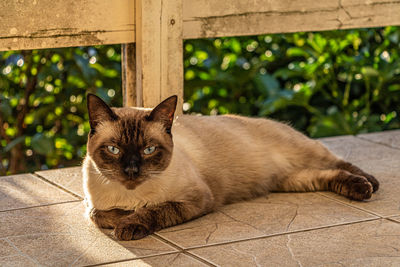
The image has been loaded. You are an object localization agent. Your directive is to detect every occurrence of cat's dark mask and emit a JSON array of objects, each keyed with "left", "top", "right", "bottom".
[{"left": 86, "top": 94, "right": 177, "bottom": 190}]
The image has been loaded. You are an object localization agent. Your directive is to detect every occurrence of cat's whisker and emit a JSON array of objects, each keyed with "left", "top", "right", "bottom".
[
  {"left": 88, "top": 168, "right": 114, "bottom": 184},
  {"left": 144, "top": 171, "right": 164, "bottom": 177}
]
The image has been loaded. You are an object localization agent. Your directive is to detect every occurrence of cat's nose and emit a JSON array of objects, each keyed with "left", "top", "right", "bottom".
[{"left": 124, "top": 165, "right": 139, "bottom": 176}]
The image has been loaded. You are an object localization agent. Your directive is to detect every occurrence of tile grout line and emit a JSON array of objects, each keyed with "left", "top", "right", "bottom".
[
  {"left": 33, "top": 172, "right": 83, "bottom": 200},
  {"left": 83, "top": 251, "right": 216, "bottom": 267},
  {"left": 316, "top": 192, "right": 384, "bottom": 218},
  {"left": 153, "top": 233, "right": 186, "bottom": 251},
  {"left": 386, "top": 217, "right": 400, "bottom": 224},
  {"left": 82, "top": 251, "right": 192, "bottom": 267},
  {"left": 152, "top": 234, "right": 217, "bottom": 266},
  {"left": 385, "top": 214, "right": 400, "bottom": 219},
  {"left": 0, "top": 199, "right": 82, "bottom": 213},
  {"left": 355, "top": 135, "right": 400, "bottom": 151},
  {"left": 81, "top": 234, "right": 216, "bottom": 267},
  {"left": 182, "top": 217, "right": 381, "bottom": 251},
  {"left": 182, "top": 251, "right": 218, "bottom": 267},
  {"left": 68, "top": 236, "right": 101, "bottom": 267},
  {"left": 3, "top": 237, "right": 42, "bottom": 266}
]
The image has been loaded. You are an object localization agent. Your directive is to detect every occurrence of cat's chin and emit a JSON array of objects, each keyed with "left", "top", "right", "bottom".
[
  {"left": 123, "top": 183, "right": 138, "bottom": 190},
  {"left": 120, "top": 179, "right": 145, "bottom": 190}
]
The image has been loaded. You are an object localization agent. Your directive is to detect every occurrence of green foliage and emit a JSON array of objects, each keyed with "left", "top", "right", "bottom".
[
  {"left": 1, "top": 27, "right": 400, "bottom": 175},
  {"left": 0, "top": 46, "right": 122, "bottom": 174},
  {"left": 184, "top": 27, "right": 400, "bottom": 137}
]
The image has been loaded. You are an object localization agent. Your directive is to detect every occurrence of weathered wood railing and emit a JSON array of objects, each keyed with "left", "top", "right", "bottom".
[{"left": 1, "top": 0, "right": 400, "bottom": 111}]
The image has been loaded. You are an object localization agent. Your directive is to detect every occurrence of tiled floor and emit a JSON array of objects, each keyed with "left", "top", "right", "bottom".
[{"left": 1, "top": 130, "right": 400, "bottom": 266}]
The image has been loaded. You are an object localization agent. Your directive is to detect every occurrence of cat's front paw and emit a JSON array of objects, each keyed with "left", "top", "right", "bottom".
[
  {"left": 113, "top": 222, "right": 150, "bottom": 241},
  {"left": 89, "top": 208, "right": 114, "bottom": 229}
]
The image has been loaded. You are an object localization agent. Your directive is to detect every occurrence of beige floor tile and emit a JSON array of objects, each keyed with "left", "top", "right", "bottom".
[
  {"left": 1, "top": 202, "right": 177, "bottom": 266},
  {"left": 1, "top": 236, "right": 42, "bottom": 265},
  {"left": 358, "top": 129, "right": 400, "bottom": 150},
  {"left": 1, "top": 202, "right": 87, "bottom": 238},
  {"left": 35, "top": 166, "right": 84, "bottom": 198},
  {"left": 101, "top": 253, "right": 209, "bottom": 267},
  {"left": 320, "top": 136, "right": 400, "bottom": 217},
  {"left": 157, "top": 193, "right": 376, "bottom": 248},
  {"left": 157, "top": 211, "right": 265, "bottom": 248},
  {"left": 0, "top": 239, "right": 19, "bottom": 257},
  {"left": 319, "top": 135, "right": 400, "bottom": 170},
  {"left": 190, "top": 219, "right": 400, "bottom": 267},
  {"left": 191, "top": 236, "right": 299, "bottom": 267},
  {"left": 73, "top": 235, "right": 177, "bottom": 266},
  {"left": 0, "top": 173, "right": 78, "bottom": 211},
  {"left": 0, "top": 255, "right": 37, "bottom": 267}
]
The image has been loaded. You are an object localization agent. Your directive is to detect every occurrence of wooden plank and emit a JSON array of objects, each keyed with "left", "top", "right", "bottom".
[
  {"left": 160, "top": 0, "right": 184, "bottom": 113},
  {"left": 135, "top": 0, "right": 161, "bottom": 108},
  {"left": 121, "top": 44, "right": 137, "bottom": 107},
  {"left": 135, "top": 0, "right": 183, "bottom": 111},
  {"left": 340, "top": 0, "right": 400, "bottom": 29},
  {"left": 1, "top": 0, "right": 400, "bottom": 51},
  {"left": 0, "top": 0, "right": 135, "bottom": 51},
  {"left": 182, "top": 0, "right": 400, "bottom": 39}
]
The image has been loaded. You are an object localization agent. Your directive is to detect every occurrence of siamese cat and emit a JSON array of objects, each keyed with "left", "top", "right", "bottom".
[{"left": 83, "top": 94, "right": 379, "bottom": 241}]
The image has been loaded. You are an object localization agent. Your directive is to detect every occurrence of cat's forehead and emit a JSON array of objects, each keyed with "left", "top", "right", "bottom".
[
  {"left": 96, "top": 115, "right": 165, "bottom": 146},
  {"left": 116, "top": 117, "right": 143, "bottom": 143}
]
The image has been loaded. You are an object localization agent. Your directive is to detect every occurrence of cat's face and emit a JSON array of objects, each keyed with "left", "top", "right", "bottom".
[{"left": 86, "top": 94, "right": 177, "bottom": 190}]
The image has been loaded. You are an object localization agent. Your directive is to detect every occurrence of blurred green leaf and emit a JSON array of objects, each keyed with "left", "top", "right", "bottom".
[
  {"left": 31, "top": 133, "right": 54, "bottom": 155},
  {"left": 0, "top": 99, "right": 12, "bottom": 117},
  {"left": 286, "top": 47, "right": 308, "bottom": 57},
  {"left": 254, "top": 74, "right": 280, "bottom": 93},
  {"left": 361, "top": 67, "right": 379, "bottom": 77},
  {"left": 4, "top": 136, "right": 25, "bottom": 152}
]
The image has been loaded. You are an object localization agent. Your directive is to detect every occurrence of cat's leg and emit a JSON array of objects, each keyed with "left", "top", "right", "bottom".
[
  {"left": 113, "top": 201, "right": 209, "bottom": 240},
  {"left": 336, "top": 160, "right": 379, "bottom": 192},
  {"left": 89, "top": 208, "right": 132, "bottom": 229},
  {"left": 277, "top": 169, "right": 374, "bottom": 201}
]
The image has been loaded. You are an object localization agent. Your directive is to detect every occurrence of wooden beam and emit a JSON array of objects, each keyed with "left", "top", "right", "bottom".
[
  {"left": 0, "top": 0, "right": 135, "bottom": 51},
  {"left": 121, "top": 44, "right": 137, "bottom": 107},
  {"left": 182, "top": 0, "right": 400, "bottom": 39},
  {"left": 135, "top": 0, "right": 183, "bottom": 111},
  {"left": 1, "top": 0, "right": 400, "bottom": 51}
]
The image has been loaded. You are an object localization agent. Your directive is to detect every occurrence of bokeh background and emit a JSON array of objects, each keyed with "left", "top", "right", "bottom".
[{"left": 1, "top": 27, "right": 399, "bottom": 175}]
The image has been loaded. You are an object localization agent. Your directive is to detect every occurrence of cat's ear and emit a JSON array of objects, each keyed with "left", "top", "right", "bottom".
[
  {"left": 87, "top": 93, "right": 117, "bottom": 131},
  {"left": 148, "top": 95, "right": 177, "bottom": 132}
]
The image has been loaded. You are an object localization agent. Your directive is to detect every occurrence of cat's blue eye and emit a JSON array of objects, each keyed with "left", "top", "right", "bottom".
[
  {"left": 107, "top": 145, "right": 120, "bottom": 155},
  {"left": 144, "top": 146, "right": 156, "bottom": 155}
]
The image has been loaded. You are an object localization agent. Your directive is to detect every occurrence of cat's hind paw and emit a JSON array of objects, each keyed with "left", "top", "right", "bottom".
[
  {"left": 363, "top": 173, "right": 379, "bottom": 193},
  {"left": 331, "top": 174, "right": 373, "bottom": 201},
  {"left": 346, "top": 176, "right": 373, "bottom": 201}
]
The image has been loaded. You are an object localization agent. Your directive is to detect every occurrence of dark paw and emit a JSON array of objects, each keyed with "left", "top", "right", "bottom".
[
  {"left": 113, "top": 223, "right": 150, "bottom": 241},
  {"left": 346, "top": 175, "right": 373, "bottom": 201},
  {"left": 336, "top": 161, "right": 379, "bottom": 193},
  {"left": 363, "top": 173, "right": 379, "bottom": 193}
]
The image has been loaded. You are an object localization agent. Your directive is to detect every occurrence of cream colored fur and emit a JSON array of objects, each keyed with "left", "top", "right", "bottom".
[{"left": 83, "top": 114, "right": 342, "bottom": 213}]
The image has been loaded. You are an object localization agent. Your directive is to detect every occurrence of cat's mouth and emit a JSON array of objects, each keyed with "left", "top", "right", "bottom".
[
  {"left": 119, "top": 171, "right": 159, "bottom": 190},
  {"left": 97, "top": 168, "right": 145, "bottom": 190}
]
